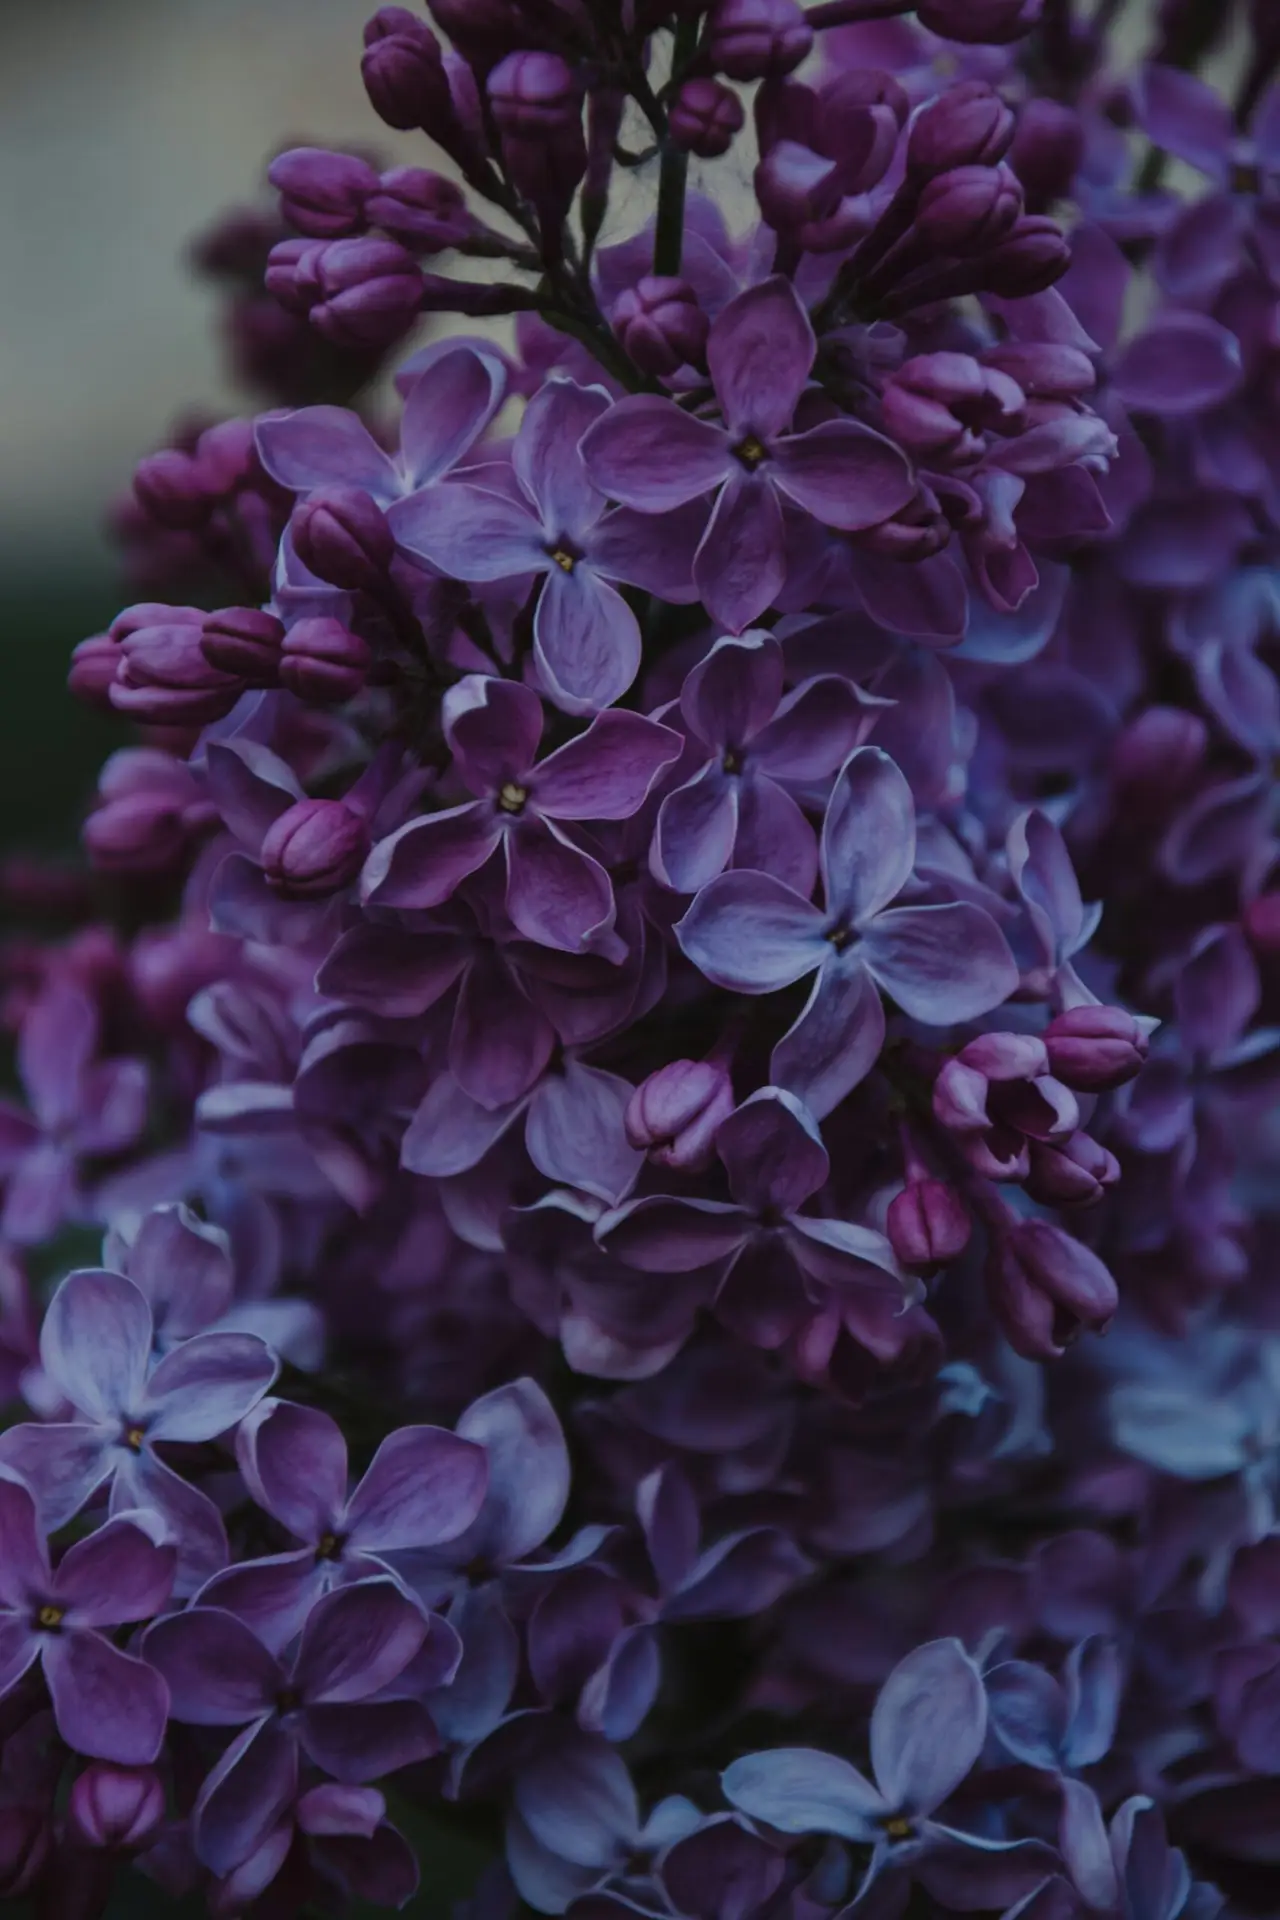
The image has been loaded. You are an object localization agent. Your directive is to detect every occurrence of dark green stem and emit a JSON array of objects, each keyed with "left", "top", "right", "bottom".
[{"left": 653, "top": 15, "right": 699, "bottom": 277}]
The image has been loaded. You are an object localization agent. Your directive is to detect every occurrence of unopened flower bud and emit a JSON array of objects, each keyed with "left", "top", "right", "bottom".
[
  {"left": 907, "top": 82, "right": 1016, "bottom": 181},
  {"left": 1005, "top": 1219, "right": 1118, "bottom": 1351},
  {"left": 1025, "top": 1131, "right": 1121, "bottom": 1206},
  {"left": 279, "top": 617, "right": 373, "bottom": 703},
  {"left": 488, "top": 53, "right": 587, "bottom": 214},
  {"left": 1044, "top": 1006, "right": 1150, "bottom": 1092},
  {"left": 1110, "top": 706, "right": 1207, "bottom": 805},
  {"left": 979, "top": 215, "right": 1071, "bottom": 296},
  {"left": 269, "top": 147, "right": 378, "bottom": 240},
  {"left": 755, "top": 142, "right": 843, "bottom": 230},
  {"left": 201, "top": 608, "right": 284, "bottom": 686},
  {"left": 625, "top": 1060, "right": 735, "bottom": 1172},
  {"left": 264, "top": 236, "right": 322, "bottom": 314},
  {"left": 1244, "top": 893, "right": 1280, "bottom": 956},
  {"left": 915, "top": 164, "right": 1024, "bottom": 255},
  {"left": 887, "top": 1178, "right": 971, "bottom": 1272},
  {"left": 917, "top": 0, "right": 1040, "bottom": 42},
  {"left": 261, "top": 798, "right": 369, "bottom": 896},
  {"left": 706, "top": 0, "right": 813, "bottom": 81},
  {"left": 612, "top": 277, "right": 709, "bottom": 376},
  {"left": 111, "top": 614, "right": 243, "bottom": 725},
  {"left": 365, "top": 168, "right": 472, "bottom": 250},
  {"left": 131, "top": 925, "right": 234, "bottom": 1028},
  {"left": 69, "top": 632, "right": 123, "bottom": 710},
  {"left": 291, "top": 488, "right": 394, "bottom": 590},
  {"left": 362, "top": 8, "right": 453, "bottom": 132},
  {"left": 194, "top": 419, "right": 260, "bottom": 498},
  {"left": 133, "top": 449, "right": 210, "bottom": 529},
  {"left": 982, "top": 342, "right": 1095, "bottom": 400},
  {"left": 1009, "top": 98, "right": 1084, "bottom": 205},
  {"left": 669, "top": 78, "right": 745, "bottom": 158},
  {"left": 69, "top": 1764, "right": 165, "bottom": 1852},
  {"left": 882, "top": 352, "right": 1024, "bottom": 461},
  {"left": 310, "top": 237, "right": 425, "bottom": 350}
]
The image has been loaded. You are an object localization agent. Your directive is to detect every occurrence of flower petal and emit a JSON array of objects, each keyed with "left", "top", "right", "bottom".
[
  {"left": 870, "top": 1638, "right": 987, "bottom": 1816},
  {"left": 676, "top": 869, "right": 825, "bottom": 993},
  {"left": 300, "top": 1698, "right": 438, "bottom": 1779},
  {"left": 345, "top": 1427, "right": 489, "bottom": 1553},
  {"left": 716, "top": 1087, "right": 828, "bottom": 1216},
  {"left": 0, "top": 1474, "right": 49, "bottom": 1607},
  {"left": 401, "top": 1073, "right": 529, "bottom": 1178},
  {"left": 401, "top": 345, "right": 506, "bottom": 489},
  {"left": 361, "top": 804, "right": 502, "bottom": 911},
  {"left": 534, "top": 566, "right": 642, "bottom": 716},
  {"left": 143, "top": 1606, "right": 281, "bottom": 1724},
  {"left": 144, "top": 1332, "right": 278, "bottom": 1441},
  {"left": 821, "top": 747, "right": 916, "bottom": 927},
  {"left": 534, "top": 711, "right": 682, "bottom": 821},
  {"left": 770, "top": 958, "right": 885, "bottom": 1121},
  {"left": 236, "top": 1398, "right": 348, "bottom": 1543},
  {"left": 255, "top": 405, "right": 399, "bottom": 498},
  {"left": 863, "top": 903, "right": 1018, "bottom": 1023},
  {"left": 695, "top": 473, "right": 787, "bottom": 637},
  {"left": 54, "top": 1515, "right": 175, "bottom": 1627},
  {"left": 581, "top": 397, "right": 732, "bottom": 512},
  {"left": 295, "top": 1577, "right": 426, "bottom": 1704},
  {"left": 596, "top": 1196, "right": 746, "bottom": 1273},
  {"left": 721, "top": 1747, "right": 883, "bottom": 1840},
  {"left": 453, "top": 1377, "right": 571, "bottom": 1567},
  {"left": 589, "top": 503, "right": 707, "bottom": 601},
  {"left": 40, "top": 1268, "right": 151, "bottom": 1424},
  {"left": 44, "top": 1630, "right": 170, "bottom": 1765},
  {"left": 525, "top": 1061, "right": 644, "bottom": 1206},
  {"left": 193, "top": 1717, "right": 299, "bottom": 1878},
  {"left": 708, "top": 277, "right": 814, "bottom": 440},
  {"left": 514, "top": 378, "right": 611, "bottom": 539},
  {"left": 654, "top": 765, "right": 740, "bottom": 895},
  {"left": 772, "top": 420, "right": 915, "bottom": 531},
  {"left": 505, "top": 820, "right": 615, "bottom": 954},
  {"left": 0, "top": 1424, "right": 112, "bottom": 1533},
  {"left": 681, "top": 632, "right": 785, "bottom": 753},
  {"left": 388, "top": 483, "right": 546, "bottom": 580}
]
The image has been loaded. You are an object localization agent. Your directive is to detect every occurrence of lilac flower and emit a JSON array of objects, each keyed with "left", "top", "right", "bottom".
[
  {"left": 653, "top": 630, "right": 880, "bottom": 895},
  {"left": 389, "top": 379, "right": 706, "bottom": 711},
  {"left": 0, "top": 982, "right": 148, "bottom": 1246},
  {"left": 0, "top": 1475, "right": 172, "bottom": 1766},
  {"left": 143, "top": 1580, "right": 432, "bottom": 1875},
  {"left": 0, "top": 1266, "right": 277, "bottom": 1592},
  {"left": 1138, "top": 63, "right": 1280, "bottom": 301},
  {"left": 256, "top": 343, "right": 503, "bottom": 503},
  {"left": 195, "top": 1396, "right": 487, "bottom": 1648},
  {"left": 1048, "top": 1785, "right": 1223, "bottom": 1920},
  {"left": 677, "top": 748, "right": 1019, "bottom": 1117},
  {"left": 581, "top": 277, "right": 916, "bottom": 634},
  {"left": 598, "top": 1087, "right": 913, "bottom": 1353},
  {"left": 986, "top": 1637, "right": 1123, "bottom": 1776},
  {"left": 723, "top": 1639, "right": 1053, "bottom": 1907},
  {"left": 361, "top": 674, "right": 680, "bottom": 953},
  {"left": 206, "top": 1781, "right": 419, "bottom": 1916}
]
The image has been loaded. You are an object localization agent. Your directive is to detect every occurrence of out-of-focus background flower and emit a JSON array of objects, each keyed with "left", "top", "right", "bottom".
[{"left": 1, "top": 0, "right": 397, "bottom": 855}]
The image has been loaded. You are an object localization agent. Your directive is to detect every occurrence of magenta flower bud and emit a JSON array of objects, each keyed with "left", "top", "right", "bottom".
[
  {"left": 133, "top": 448, "right": 210, "bottom": 529},
  {"left": 365, "top": 168, "right": 472, "bottom": 250},
  {"left": 624, "top": 1060, "right": 735, "bottom": 1172},
  {"left": 1244, "top": 893, "right": 1280, "bottom": 956},
  {"left": 261, "top": 798, "right": 369, "bottom": 897},
  {"left": 361, "top": 8, "right": 452, "bottom": 132},
  {"left": 307, "top": 236, "right": 425, "bottom": 350},
  {"left": 85, "top": 749, "right": 210, "bottom": 874},
  {"left": 907, "top": 82, "right": 1016, "bottom": 181},
  {"left": 669, "top": 78, "right": 745, "bottom": 158},
  {"left": 269, "top": 147, "right": 378, "bottom": 240},
  {"left": 1043, "top": 1006, "right": 1150, "bottom": 1092},
  {"left": 265, "top": 236, "right": 324, "bottom": 314},
  {"left": 706, "top": 0, "right": 813, "bottom": 81},
  {"left": 201, "top": 608, "right": 284, "bottom": 686},
  {"left": 279, "top": 617, "right": 373, "bottom": 703},
  {"left": 887, "top": 1179, "right": 971, "bottom": 1273},
  {"left": 958, "top": 1031, "right": 1051, "bottom": 1083},
  {"left": 69, "top": 632, "right": 122, "bottom": 711},
  {"left": 110, "top": 617, "right": 244, "bottom": 725},
  {"left": 1009, "top": 99, "right": 1084, "bottom": 205},
  {"left": 488, "top": 53, "right": 587, "bottom": 213},
  {"left": 1009, "top": 1220, "right": 1118, "bottom": 1336},
  {"left": 1025, "top": 1131, "right": 1120, "bottom": 1207},
  {"left": 291, "top": 488, "right": 395, "bottom": 590},
  {"left": 916, "top": 0, "right": 1040, "bottom": 42},
  {"left": 194, "top": 419, "right": 260, "bottom": 498},
  {"left": 979, "top": 215, "right": 1071, "bottom": 297},
  {"left": 915, "top": 164, "right": 1024, "bottom": 255},
  {"left": 882, "top": 352, "right": 1025, "bottom": 461},
  {"left": 755, "top": 142, "right": 843, "bottom": 231},
  {"left": 69, "top": 1764, "right": 165, "bottom": 1852},
  {"left": 131, "top": 925, "right": 234, "bottom": 1028},
  {"left": 1110, "top": 706, "right": 1207, "bottom": 804},
  {"left": 111, "top": 602, "right": 199, "bottom": 643},
  {"left": 612, "top": 277, "right": 710, "bottom": 377}
]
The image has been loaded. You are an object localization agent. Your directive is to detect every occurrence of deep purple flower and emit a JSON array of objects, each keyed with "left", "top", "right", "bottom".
[
  {"left": 678, "top": 748, "right": 1019, "bottom": 1118},
  {"left": 361, "top": 674, "right": 680, "bottom": 953},
  {"left": 389, "top": 379, "right": 706, "bottom": 711},
  {"left": 0, "top": 1266, "right": 277, "bottom": 1591},
  {"left": 624, "top": 1060, "right": 735, "bottom": 1173},
  {"left": 0, "top": 983, "right": 148, "bottom": 1246},
  {"left": 68, "top": 1762, "right": 166, "bottom": 1852},
  {"left": 196, "top": 1396, "right": 487, "bottom": 1648},
  {"left": 598, "top": 1087, "right": 912, "bottom": 1353},
  {"left": 581, "top": 278, "right": 915, "bottom": 634},
  {"left": 0, "top": 1475, "right": 172, "bottom": 1766},
  {"left": 143, "top": 1580, "right": 432, "bottom": 1875},
  {"left": 654, "top": 631, "right": 877, "bottom": 895}
]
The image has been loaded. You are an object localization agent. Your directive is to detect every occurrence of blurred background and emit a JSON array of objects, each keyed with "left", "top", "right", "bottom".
[{"left": 1, "top": 0, "right": 421, "bottom": 858}]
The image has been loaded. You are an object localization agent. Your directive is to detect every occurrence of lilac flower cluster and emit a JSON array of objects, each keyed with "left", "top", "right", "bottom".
[{"left": 7, "top": 0, "right": 1280, "bottom": 1913}]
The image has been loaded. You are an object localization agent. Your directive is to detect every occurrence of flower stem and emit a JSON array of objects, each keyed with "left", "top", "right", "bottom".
[{"left": 653, "top": 16, "right": 699, "bottom": 277}]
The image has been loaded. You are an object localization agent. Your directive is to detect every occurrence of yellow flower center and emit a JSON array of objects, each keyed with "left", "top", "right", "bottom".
[
  {"left": 733, "top": 434, "right": 768, "bottom": 470},
  {"left": 37, "top": 1605, "right": 64, "bottom": 1631},
  {"left": 549, "top": 547, "right": 576, "bottom": 573},
  {"left": 498, "top": 782, "right": 529, "bottom": 815},
  {"left": 884, "top": 1817, "right": 914, "bottom": 1841}
]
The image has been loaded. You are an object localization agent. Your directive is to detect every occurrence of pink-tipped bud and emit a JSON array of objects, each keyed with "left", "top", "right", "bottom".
[
  {"left": 279, "top": 617, "right": 373, "bottom": 704},
  {"left": 624, "top": 1060, "right": 735, "bottom": 1172},
  {"left": 1044, "top": 1005, "right": 1150, "bottom": 1092},
  {"left": 69, "top": 1764, "right": 165, "bottom": 1852},
  {"left": 669, "top": 78, "right": 745, "bottom": 159},
  {"left": 612, "top": 277, "right": 709, "bottom": 377},
  {"left": 291, "top": 488, "right": 394, "bottom": 591},
  {"left": 201, "top": 608, "right": 284, "bottom": 686},
  {"left": 261, "top": 798, "right": 369, "bottom": 896},
  {"left": 887, "top": 1179, "right": 971, "bottom": 1272}
]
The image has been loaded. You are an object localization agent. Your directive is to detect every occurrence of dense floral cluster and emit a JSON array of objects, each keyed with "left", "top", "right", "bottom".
[{"left": 6, "top": 0, "right": 1280, "bottom": 1912}]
